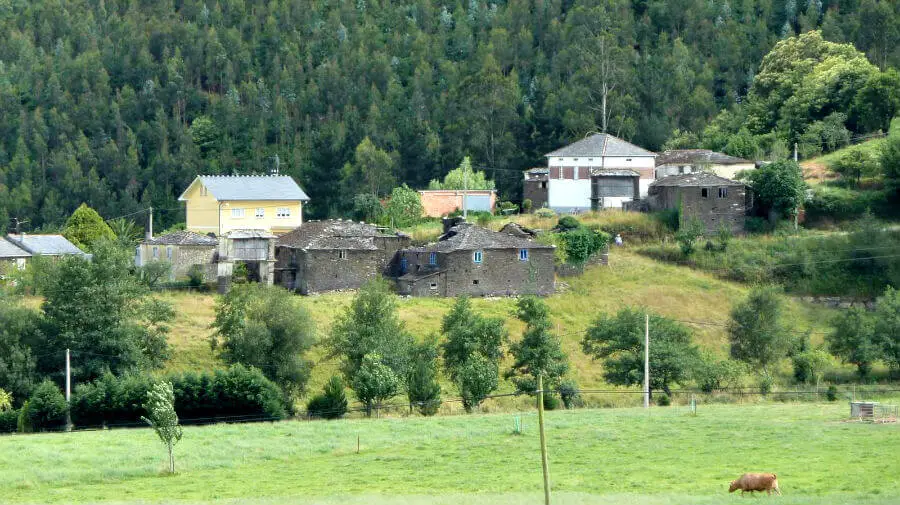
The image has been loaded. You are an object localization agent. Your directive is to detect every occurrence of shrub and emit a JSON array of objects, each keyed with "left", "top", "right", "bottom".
[
  {"left": 656, "top": 393, "right": 671, "bottom": 406},
  {"left": 187, "top": 264, "right": 205, "bottom": 287},
  {"left": 744, "top": 217, "right": 772, "bottom": 234},
  {"left": 562, "top": 227, "right": 609, "bottom": 264},
  {"left": 70, "top": 366, "right": 286, "bottom": 428},
  {"left": 497, "top": 201, "right": 519, "bottom": 215},
  {"left": 138, "top": 261, "right": 172, "bottom": 288},
  {"left": 542, "top": 394, "right": 560, "bottom": 410},
  {"left": 557, "top": 380, "right": 580, "bottom": 409},
  {"left": 306, "top": 376, "right": 348, "bottom": 420},
  {"left": 675, "top": 218, "right": 705, "bottom": 256},
  {"left": 26, "top": 380, "right": 67, "bottom": 431},
  {"left": 534, "top": 208, "right": 556, "bottom": 219},
  {"left": 556, "top": 215, "right": 581, "bottom": 231},
  {"left": 826, "top": 385, "right": 838, "bottom": 402},
  {"left": 476, "top": 212, "right": 492, "bottom": 227},
  {"left": 0, "top": 408, "right": 18, "bottom": 433},
  {"left": 522, "top": 199, "right": 533, "bottom": 213},
  {"left": 17, "top": 400, "right": 31, "bottom": 432}
]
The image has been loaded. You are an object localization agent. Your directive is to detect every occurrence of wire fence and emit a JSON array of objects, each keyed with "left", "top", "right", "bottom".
[{"left": 8, "top": 385, "right": 900, "bottom": 436}]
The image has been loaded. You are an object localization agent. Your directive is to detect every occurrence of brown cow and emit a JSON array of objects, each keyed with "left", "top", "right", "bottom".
[{"left": 728, "top": 473, "right": 781, "bottom": 496}]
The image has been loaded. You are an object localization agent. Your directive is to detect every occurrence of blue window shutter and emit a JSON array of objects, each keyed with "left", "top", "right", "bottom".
[
  {"left": 473, "top": 250, "right": 483, "bottom": 264},
  {"left": 430, "top": 252, "right": 437, "bottom": 265},
  {"left": 519, "top": 249, "right": 528, "bottom": 261}
]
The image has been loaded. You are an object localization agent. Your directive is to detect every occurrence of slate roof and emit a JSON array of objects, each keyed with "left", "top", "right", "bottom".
[
  {"left": 178, "top": 175, "right": 310, "bottom": 202},
  {"left": 590, "top": 168, "right": 640, "bottom": 177},
  {"left": 650, "top": 172, "right": 745, "bottom": 187},
  {"left": 277, "top": 220, "right": 399, "bottom": 251},
  {"left": 224, "top": 229, "right": 276, "bottom": 239},
  {"left": 6, "top": 234, "right": 87, "bottom": 256},
  {"left": 424, "top": 223, "right": 553, "bottom": 253},
  {"left": 655, "top": 149, "right": 752, "bottom": 166},
  {"left": 545, "top": 134, "right": 656, "bottom": 158},
  {"left": 0, "top": 237, "right": 31, "bottom": 259},
  {"left": 143, "top": 231, "right": 218, "bottom": 246}
]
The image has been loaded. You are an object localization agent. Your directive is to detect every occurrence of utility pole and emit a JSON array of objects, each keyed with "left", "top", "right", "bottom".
[
  {"left": 644, "top": 313, "right": 650, "bottom": 409},
  {"left": 793, "top": 143, "right": 798, "bottom": 163},
  {"left": 11, "top": 217, "right": 29, "bottom": 234},
  {"left": 65, "top": 348, "right": 72, "bottom": 431},
  {"left": 537, "top": 375, "right": 551, "bottom": 505},
  {"left": 146, "top": 206, "right": 154, "bottom": 240},
  {"left": 463, "top": 162, "right": 468, "bottom": 222}
]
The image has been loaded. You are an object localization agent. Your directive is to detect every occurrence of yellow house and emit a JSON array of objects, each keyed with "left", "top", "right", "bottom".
[{"left": 178, "top": 175, "right": 310, "bottom": 236}]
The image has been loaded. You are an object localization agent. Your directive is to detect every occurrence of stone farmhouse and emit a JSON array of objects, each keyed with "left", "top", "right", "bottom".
[
  {"left": 275, "top": 220, "right": 409, "bottom": 294},
  {"left": 655, "top": 149, "right": 756, "bottom": 180},
  {"left": 524, "top": 133, "right": 656, "bottom": 212},
  {"left": 647, "top": 172, "right": 749, "bottom": 234},
  {"left": 394, "top": 220, "right": 555, "bottom": 297},
  {"left": 135, "top": 231, "right": 219, "bottom": 282}
]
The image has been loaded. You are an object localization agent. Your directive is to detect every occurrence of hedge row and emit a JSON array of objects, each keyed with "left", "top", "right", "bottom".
[{"left": 0, "top": 365, "right": 286, "bottom": 433}]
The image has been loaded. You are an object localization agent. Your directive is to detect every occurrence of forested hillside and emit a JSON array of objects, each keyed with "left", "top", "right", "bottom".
[{"left": 0, "top": 0, "right": 898, "bottom": 229}]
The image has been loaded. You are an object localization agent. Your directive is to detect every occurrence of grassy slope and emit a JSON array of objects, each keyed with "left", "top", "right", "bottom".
[
  {"left": 1, "top": 402, "right": 897, "bottom": 504},
  {"left": 160, "top": 250, "right": 837, "bottom": 397},
  {"left": 808, "top": 137, "right": 886, "bottom": 170}
]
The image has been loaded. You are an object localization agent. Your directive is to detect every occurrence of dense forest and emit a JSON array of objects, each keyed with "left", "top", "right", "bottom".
[{"left": 0, "top": 0, "right": 898, "bottom": 229}]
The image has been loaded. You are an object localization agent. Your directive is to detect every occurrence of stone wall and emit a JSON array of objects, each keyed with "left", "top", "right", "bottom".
[
  {"left": 523, "top": 179, "right": 548, "bottom": 210},
  {"left": 652, "top": 185, "right": 747, "bottom": 234}
]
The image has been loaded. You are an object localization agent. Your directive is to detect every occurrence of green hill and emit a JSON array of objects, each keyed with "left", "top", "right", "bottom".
[{"left": 160, "top": 250, "right": 838, "bottom": 399}]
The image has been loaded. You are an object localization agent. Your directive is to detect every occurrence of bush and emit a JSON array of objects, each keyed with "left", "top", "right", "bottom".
[
  {"left": 496, "top": 201, "right": 519, "bottom": 215},
  {"left": 306, "top": 376, "right": 348, "bottom": 420},
  {"left": 675, "top": 218, "right": 705, "bottom": 256},
  {"left": 70, "top": 366, "right": 286, "bottom": 428},
  {"left": 655, "top": 209, "right": 679, "bottom": 233},
  {"left": 138, "top": 261, "right": 172, "bottom": 288},
  {"left": 0, "top": 408, "right": 18, "bottom": 433},
  {"left": 187, "top": 264, "right": 205, "bottom": 287},
  {"left": 655, "top": 393, "right": 671, "bottom": 406},
  {"left": 17, "top": 400, "right": 31, "bottom": 432},
  {"left": 534, "top": 208, "right": 556, "bottom": 219},
  {"left": 26, "top": 380, "right": 67, "bottom": 431},
  {"left": 804, "top": 186, "right": 890, "bottom": 223},
  {"left": 826, "top": 385, "right": 838, "bottom": 402},
  {"left": 556, "top": 215, "right": 581, "bottom": 231},
  {"left": 744, "top": 217, "right": 773, "bottom": 234},
  {"left": 562, "top": 227, "right": 609, "bottom": 264},
  {"left": 522, "top": 199, "right": 533, "bottom": 213},
  {"left": 557, "top": 380, "right": 580, "bottom": 409},
  {"left": 476, "top": 212, "right": 492, "bottom": 227},
  {"left": 542, "top": 394, "right": 560, "bottom": 410}
]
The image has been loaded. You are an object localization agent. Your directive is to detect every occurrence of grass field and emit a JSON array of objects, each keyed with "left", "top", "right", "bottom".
[
  {"left": 157, "top": 250, "right": 839, "bottom": 397},
  {"left": 1, "top": 402, "right": 897, "bottom": 504}
]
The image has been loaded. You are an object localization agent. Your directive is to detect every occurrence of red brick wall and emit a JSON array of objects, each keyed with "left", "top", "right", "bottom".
[{"left": 418, "top": 190, "right": 497, "bottom": 217}]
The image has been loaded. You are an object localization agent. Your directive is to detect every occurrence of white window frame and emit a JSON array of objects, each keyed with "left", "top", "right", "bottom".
[
  {"left": 166, "top": 246, "right": 173, "bottom": 260},
  {"left": 276, "top": 207, "right": 292, "bottom": 218},
  {"left": 718, "top": 187, "right": 728, "bottom": 198},
  {"left": 152, "top": 246, "right": 159, "bottom": 259},
  {"left": 473, "top": 250, "right": 483, "bottom": 264},
  {"left": 339, "top": 250, "right": 347, "bottom": 260},
  {"left": 231, "top": 208, "right": 245, "bottom": 218},
  {"left": 256, "top": 208, "right": 265, "bottom": 219}
]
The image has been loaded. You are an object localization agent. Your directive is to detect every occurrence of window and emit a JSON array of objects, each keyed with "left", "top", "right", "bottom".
[
  {"left": 718, "top": 187, "right": 728, "bottom": 198},
  {"left": 472, "top": 279, "right": 479, "bottom": 285},
  {"left": 152, "top": 246, "right": 159, "bottom": 259},
  {"left": 701, "top": 188, "right": 709, "bottom": 198},
  {"left": 626, "top": 158, "right": 632, "bottom": 161},
  {"left": 573, "top": 158, "right": 579, "bottom": 161},
  {"left": 558, "top": 158, "right": 564, "bottom": 161},
  {"left": 473, "top": 250, "right": 483, "bottom": 264},
  {"left": 339, "top": 250, "right": 347, "bottom": 260},
  {"left": 255, "top": 208, "right": 265, "bottom": 219},
  {"left": 541, "top": 181, "right": 547, "bottom": 189},
  {"left": 231, "top": 208, "right": 245, "bottom": 218},
  {"left": 166, "top": 246, "right": 173, "bottom": 260},
  {"left": 400, "top": 258, "right": 408, "bottom": 274},
  {"left": 430, "top": 283, "right": 438, "bottom": 289},
  {"left": 519, "top": 249, "right": 528, "bottom": 261},
  {"left": 588, "top": 158, "right": 594, "bottom": 161},
  {"left": 429, "top": 252, "right": 437, "bottom": 265},
  {"left": 276, "top": 207, "right": 291, "bottom": 218}
]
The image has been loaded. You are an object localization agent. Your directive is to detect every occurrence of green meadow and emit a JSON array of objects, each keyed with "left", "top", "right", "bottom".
[{"left": 1, "top": 402, "right": 897, "bottom": 504}]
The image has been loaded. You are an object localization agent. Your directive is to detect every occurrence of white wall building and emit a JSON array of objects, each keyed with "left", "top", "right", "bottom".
[
  {"left": 541, "top": 133, "right": 656, "bottom": 212},
  {"left": 655, "top": 149, "right": 756, "bottom": 180}
]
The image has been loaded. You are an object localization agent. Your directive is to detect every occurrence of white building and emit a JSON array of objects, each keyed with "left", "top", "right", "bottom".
[
  {"left": 539, "top": 133, "right": 657, "bottom": 212},
  {"left": 655, "top": 149, "right": 755, "bottom": 180}
]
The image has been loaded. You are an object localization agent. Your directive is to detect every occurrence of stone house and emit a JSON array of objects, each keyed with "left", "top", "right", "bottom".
[
  {"left": 526, "top": 133, "right": 656, "bottom": 212},
  {"left": 655, "top": 149, "right": 755, "bottom": 180},
  {"left": 135, "top": 231, "right": 218, "bottom": 282},
  {"left": 275, "top": 220, "right": 409, "bottom": 294},
  {"left": 394, "top": 222, "right": 555, "bottom": 297},
  {"left": 647, "top": 173, "right": 749, "bottom": 234},
  {"left": 418, "top": 189, "right": 497, "bottom": 217}
]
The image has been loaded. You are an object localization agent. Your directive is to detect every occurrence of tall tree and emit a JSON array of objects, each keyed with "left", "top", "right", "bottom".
[
  {"left": 507, "top": 296, "right": 570, "bottom": 394},
  {"left": 727, "top": 286, "right": 794, "bottom": 379}
]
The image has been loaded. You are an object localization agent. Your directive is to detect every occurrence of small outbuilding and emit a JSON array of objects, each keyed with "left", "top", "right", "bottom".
[
  {"left": 647, "top": 172, "right": 749, "bottom": 234},
  {"left": 136, "top": 231, "right": 219, "bottom": 282},
  {"left": 418, "top": 189, "right": 497, "bottom": 217},
  {"left": 655, "top": 149, "right": 755, "bottom": 180}
]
